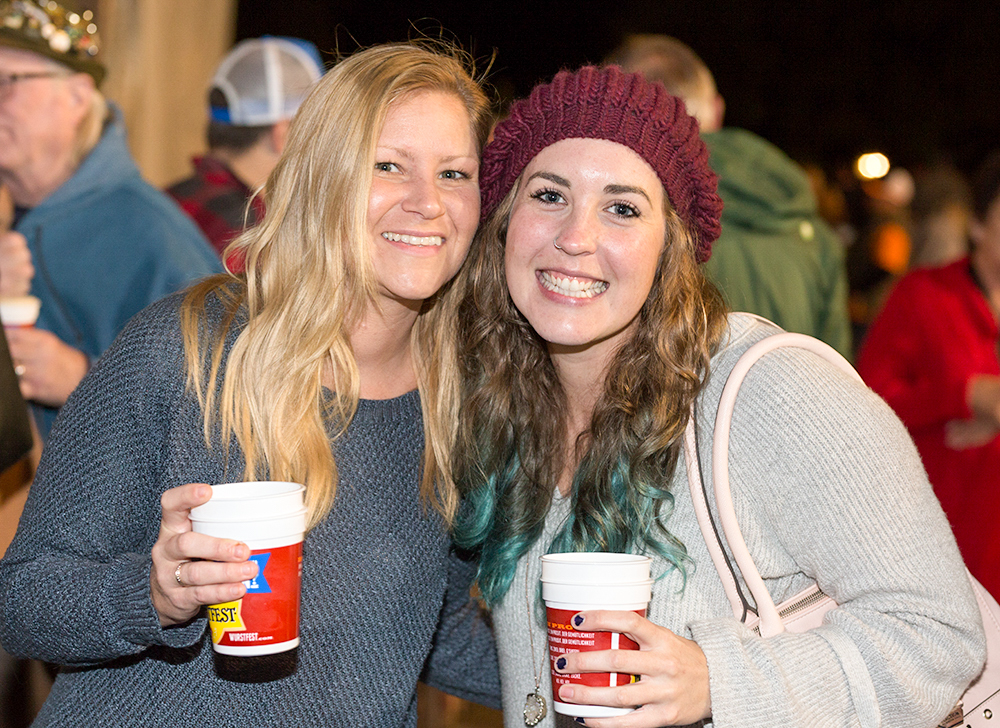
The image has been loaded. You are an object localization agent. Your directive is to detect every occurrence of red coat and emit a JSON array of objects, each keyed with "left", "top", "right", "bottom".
[{"left": 858, "top": 258, "right": 1000, "bottom": 597}]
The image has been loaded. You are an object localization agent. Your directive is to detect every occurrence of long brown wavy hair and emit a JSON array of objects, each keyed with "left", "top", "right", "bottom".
[
  {"left": 179, "top": 42, "right": 492, "bottom": 529},
  {"left": 453, "top": 178, "right": 729, "bottom": 603}
]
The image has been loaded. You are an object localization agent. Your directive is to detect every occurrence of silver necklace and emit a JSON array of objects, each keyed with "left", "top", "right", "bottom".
[{"left": 523, "top": 563, "right": 547, "bottom": 726}]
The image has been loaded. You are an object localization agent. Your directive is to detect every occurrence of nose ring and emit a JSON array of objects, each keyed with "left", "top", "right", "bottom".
[{"left": 553, "top": 236, "right": 563, "bottom": 251}]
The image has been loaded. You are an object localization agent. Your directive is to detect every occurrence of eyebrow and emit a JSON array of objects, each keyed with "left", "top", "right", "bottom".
[
  {"left": 378, "top": 147, "right": 415, "bottom": 162},
  {"left": 526, "top": 172, "right": 652, "bottom": 204},
  {"left": 526, "top": 171, "right": 570, "bottom": 187},
  {"left": 605, "top": 184, "right": 652, "bottom": 204},
  {"left": 377, "top": 147, "right": 476, "bottom": 164}
]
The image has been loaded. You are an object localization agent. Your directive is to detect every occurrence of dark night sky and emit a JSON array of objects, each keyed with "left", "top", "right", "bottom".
[{"left": 237, "top": 1, "right": 1000, "bottom": 176}]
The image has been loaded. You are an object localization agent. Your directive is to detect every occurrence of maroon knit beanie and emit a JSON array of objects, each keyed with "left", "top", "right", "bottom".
[{"left": 480, "top": 65, "right": 723, "bottom": 262}]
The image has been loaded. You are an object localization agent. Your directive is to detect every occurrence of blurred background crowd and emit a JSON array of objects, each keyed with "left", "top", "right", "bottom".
[{"left": 1, "top": 1, "right": 999, "bottom": 726}]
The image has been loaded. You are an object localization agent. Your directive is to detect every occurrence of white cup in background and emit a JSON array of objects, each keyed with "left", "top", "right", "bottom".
[{"left": 0, "top": 295, "right": 41, "bottom": 328}]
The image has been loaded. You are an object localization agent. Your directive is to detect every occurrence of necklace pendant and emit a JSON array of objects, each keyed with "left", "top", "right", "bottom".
[{"left": 523, "top": 687, "right": 547, "bottom": 726}]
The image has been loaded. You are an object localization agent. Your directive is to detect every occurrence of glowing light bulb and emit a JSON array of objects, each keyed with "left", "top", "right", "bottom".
[{"left": 856, "top": 152, "right": 890, "bottom": 180}]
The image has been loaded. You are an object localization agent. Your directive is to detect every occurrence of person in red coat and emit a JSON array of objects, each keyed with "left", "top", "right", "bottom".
[{"left": 858, "top": 152, "right": 1000, "bottom": 597}]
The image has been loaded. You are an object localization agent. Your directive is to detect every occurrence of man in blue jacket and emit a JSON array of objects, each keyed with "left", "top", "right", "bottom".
[{"left": 0, "top": 0, "right": 221, "bottom": 440}]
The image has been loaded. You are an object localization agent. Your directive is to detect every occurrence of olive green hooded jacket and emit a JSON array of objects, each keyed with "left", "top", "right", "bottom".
[{"left": 703, "top": 127, "right": 852, "bottom": 359}]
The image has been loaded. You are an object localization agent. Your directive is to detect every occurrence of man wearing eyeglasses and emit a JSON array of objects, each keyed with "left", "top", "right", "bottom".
[{"left": 0, "top": 1, "right": 220, "bottom": 443}]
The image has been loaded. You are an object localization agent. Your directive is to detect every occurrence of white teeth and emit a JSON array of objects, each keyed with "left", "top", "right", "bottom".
[
  {"left": 382, "top": 232, "right": 443, "bottom": 247},
  {"left": 540, "top": 271, "right": 608, "bottom": 298}
]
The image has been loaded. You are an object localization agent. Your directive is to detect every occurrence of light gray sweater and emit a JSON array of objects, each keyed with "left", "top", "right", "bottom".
[{"left": 493, "top": 313, "right": 985, "bottom": 728}]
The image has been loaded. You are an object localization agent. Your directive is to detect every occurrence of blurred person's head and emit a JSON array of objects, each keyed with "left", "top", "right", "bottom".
[
  {"left": 605, "top": 34, "right": 724, "bottom": 133},
  {"left": 205, "top": 37, "right": 325, "bottom": 187},
  {"left": 909, "top": 163, "right": 972, "bottom": 268},
  {"left": 0, "top": 0, "right": 107, "bottom": 205},
  {"left": 969, "top": 151, "right": 1000, "bottom": 274}
]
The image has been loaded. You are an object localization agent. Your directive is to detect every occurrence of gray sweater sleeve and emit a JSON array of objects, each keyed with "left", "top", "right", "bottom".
[
  {"left": 0, "top": 296, "right": 209, "bottom": 664},
  {"left": 688, "top": 335, "right": 986, "bottom": 728},
  {"left": 421, "top": 547, "right": 501, "bottom": 709}
]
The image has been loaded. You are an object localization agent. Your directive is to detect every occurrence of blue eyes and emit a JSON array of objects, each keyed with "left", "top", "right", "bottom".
[
  {"left": 529, "top": 188, "right": 641, "bottom": 218},
  {"left": 374, "top": 162, "right": 470, "bottom": 180},
  {"left": 530, "top": 188, "right": 564, "bottom": 205},
  {"left": 609, "top": 202, "right": 640, "bottom": 218}
]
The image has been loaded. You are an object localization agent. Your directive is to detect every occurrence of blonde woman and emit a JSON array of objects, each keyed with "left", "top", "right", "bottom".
[{"left": 0, "top": 43, "right": 499, "bottom": 726}]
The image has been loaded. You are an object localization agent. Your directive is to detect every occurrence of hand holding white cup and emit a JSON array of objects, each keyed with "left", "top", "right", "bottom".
[
  {"left": 1, "top": 294, "right": 41, "bottom": 380},
  {"left": 150, "top": 483, "right": 259, "bottom": 627},
  {"left": 540, "top": 553, "right": 653, "bottom": 719},
  {"left": 189, "top": 481, "right": 307, "bottom": 656}
]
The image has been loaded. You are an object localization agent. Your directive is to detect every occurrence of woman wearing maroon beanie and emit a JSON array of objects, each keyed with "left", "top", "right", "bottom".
[{"left": 452, "top": 65, "right": 983, "bottom": 727}]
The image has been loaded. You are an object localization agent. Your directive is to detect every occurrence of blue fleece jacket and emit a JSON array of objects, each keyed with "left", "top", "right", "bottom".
[{"left": 14, "top": 106, "right": 221, "bottom": 439}]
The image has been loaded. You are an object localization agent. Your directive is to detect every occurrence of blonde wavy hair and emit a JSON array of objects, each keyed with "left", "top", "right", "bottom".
[{"left": 180, "top": 43, "right": 492, "bottom": 529}]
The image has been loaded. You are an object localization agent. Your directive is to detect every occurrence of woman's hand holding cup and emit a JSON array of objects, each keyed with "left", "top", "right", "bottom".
[
  {"left": 554, "top": 610, "right": 712, "bottom": 728},
  {"left": 150, "top": 483, "right": 257, "bottom": 627}
]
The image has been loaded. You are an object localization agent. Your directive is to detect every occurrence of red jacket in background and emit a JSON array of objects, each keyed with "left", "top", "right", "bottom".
[{"left": 858, "top": 258, "right": 1000, "bottom": 597}]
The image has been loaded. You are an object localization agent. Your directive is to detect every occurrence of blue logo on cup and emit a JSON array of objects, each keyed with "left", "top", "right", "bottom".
[{"left": 244, "top": 553, "right": 271, "bottom": 593}]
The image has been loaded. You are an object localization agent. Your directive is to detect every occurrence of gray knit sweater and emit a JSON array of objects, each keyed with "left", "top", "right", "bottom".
[
  {"left": 0, "top": 293, "right": 499, "bottom": 727},
  {"left": 493, "top": 313, "right": 985, "bottom": 728}
]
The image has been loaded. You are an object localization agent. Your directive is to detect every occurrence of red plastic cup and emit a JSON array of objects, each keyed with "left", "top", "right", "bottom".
[
  {"left": 540, "top": 553, "right": 652, "bottom": 718},
  {"left": 190, "top": 482, "right": 306, "bottom": 656}
]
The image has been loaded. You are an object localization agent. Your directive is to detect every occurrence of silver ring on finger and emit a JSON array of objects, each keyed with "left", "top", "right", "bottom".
[{"left": 174, "top": 562, "right": 186, "bottom": 587}]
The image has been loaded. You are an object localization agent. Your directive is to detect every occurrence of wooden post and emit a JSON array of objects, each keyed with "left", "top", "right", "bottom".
[{"left": 96, "top": 0, "right": 238, "bottom": 187}]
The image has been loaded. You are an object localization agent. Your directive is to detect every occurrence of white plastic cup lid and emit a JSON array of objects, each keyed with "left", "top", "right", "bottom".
[
  {"left": 541, "top": 578, "right": 653, "bottom": 608},
  {"left": 540, "top": 552, "right": 652, "bottom": 586},
  {"left": 190, "top": 481, "right": 305, "bottom": 522},
  {"left": 0, "top": 295, "right": 41, "bottom": 327}
]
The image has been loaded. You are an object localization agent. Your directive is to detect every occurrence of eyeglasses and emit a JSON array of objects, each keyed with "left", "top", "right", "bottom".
[{"left": 0, "top": 71, "right": 68, "bottom": 98}]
